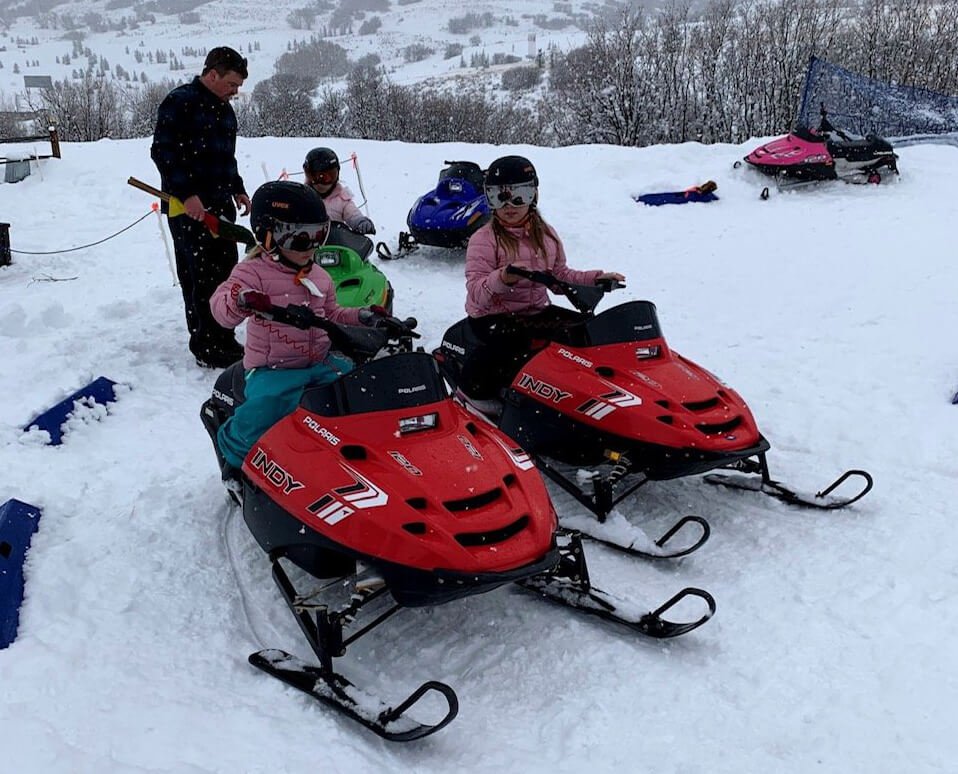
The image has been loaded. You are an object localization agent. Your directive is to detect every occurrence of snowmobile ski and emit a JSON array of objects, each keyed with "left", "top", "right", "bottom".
[
  {"left": 536, "top": 456, "right": 710, "bottom": 559},
  {"left": 561, "top": 515, "right": 710, "bottom": 560},
  {"left": 249, "top": 649, "right": 458, "bottom": 742},
  {"left": 704, "top": 455, "right": 873, "bottom": 510},
  {"left": 517, "top": 533, "right": 715, "bottom": 638},
  {"left": 375, "top": 231, "right": 419, "bottom": 260}
]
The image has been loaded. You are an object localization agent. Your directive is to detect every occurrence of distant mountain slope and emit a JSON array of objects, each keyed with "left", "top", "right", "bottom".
[{"left": 0, "top": 0, "right": 591, "bottom": 98}]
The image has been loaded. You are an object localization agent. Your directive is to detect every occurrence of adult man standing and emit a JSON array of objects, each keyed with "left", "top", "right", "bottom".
[{"left": 151, "top": 46, "right": 251, "bottom": 368}]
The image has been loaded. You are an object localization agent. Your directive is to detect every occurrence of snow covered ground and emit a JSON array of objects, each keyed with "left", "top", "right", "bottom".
[{"left": 1, "top": 135, "right": 956, "bottom": 772}]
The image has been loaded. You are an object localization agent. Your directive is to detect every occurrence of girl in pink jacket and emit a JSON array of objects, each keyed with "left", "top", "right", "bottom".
[
  {"left": 461, "top": 155, "right": 624, "bottom": 403},
  {"left": 210, "top": 181, "right": 379, "bottom": 469},
  {"left": 303, "top": 147, "right": 376, "bottom": 235}
]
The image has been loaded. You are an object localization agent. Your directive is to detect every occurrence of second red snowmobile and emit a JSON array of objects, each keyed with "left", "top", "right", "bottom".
[{"left": 435, "top": 267, "right": 873, "bottom": 558}]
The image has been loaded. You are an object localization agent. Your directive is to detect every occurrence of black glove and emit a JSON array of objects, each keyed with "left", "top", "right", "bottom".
[
  {"left": 238, "top": 290, "right": 271, "bottom": 313},
  {"left": 353, "top": 217, "right": 376, "bottom": 235},
  {"left": 358, "top": 304, "right": 389, "bottom": 326}
]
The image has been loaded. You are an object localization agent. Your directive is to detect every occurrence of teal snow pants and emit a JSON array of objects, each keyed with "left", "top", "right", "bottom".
[{"left": 217, "top": 354, "right": 352, "bottom": 469}]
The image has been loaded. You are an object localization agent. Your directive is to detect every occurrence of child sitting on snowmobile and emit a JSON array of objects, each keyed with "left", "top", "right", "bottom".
[
  {"left": 302, "top": 147, "right": 376, "bottom": 235},
  {"left": 460, "top": 155, "right": 625, "bottom": 407},
  {"left": 210, "top": 181, "right": 385, "bottom": 469}
]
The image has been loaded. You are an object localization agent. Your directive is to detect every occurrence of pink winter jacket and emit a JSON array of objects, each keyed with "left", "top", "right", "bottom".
[
  {"left": 321, "top": 183, "right": 366, "bottom": 230},
  {"left": 464, "top": 219, "right": 602, "bottom": 318},
  {"left": 210, "top": 251, "right": 361, "bottom": 370}
]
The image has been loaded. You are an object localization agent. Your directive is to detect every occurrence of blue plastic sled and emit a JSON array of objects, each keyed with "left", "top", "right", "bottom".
[
  {"left": 0, "top": 498, "right": 42, "bottom": 649},
  {"left": 635, "top": 191, "right": 719, "bottom": 206},
  {"left": 634, "top": 182, "right": 719, "bottom": 206},
  {"left": 23, "top": 376, "right": 118, "bottom": 445}
]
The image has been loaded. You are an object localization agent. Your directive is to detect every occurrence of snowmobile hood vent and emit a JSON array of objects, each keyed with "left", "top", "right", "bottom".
[
  {"left": 683, "top": 397, "right": 720, "bottom": 412},
  {"left": 443, "top": 487, "right": 503, "bottom": 513},
  {"left": 455, "top": 515, "right": 530, "bottom": 547},
  {"left": 695, "top": 416, "right": 742, "bottom": 436}
]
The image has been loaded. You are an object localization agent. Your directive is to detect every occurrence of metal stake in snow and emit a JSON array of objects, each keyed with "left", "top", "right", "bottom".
[
  {"left": 350, "top": 152, "right": 370, "bottom": 217},
  {"left": 152, "top": 202, "right": 177, "bottom": 285}
]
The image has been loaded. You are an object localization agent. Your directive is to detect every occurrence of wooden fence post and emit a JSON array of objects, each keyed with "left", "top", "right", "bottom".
[{"left": 0, "top": 223, "right": 11, "bottom": 267}]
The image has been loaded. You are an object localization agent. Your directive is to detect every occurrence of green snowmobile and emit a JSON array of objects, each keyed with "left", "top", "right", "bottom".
[{"left": 316, "top": 222, "right": 393, "bottom": 312}]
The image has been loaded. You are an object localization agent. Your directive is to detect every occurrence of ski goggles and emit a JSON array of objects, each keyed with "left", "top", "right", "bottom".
[
  {"left": 307, "top": 166, "right": 339, "bottom": 185},
  {"left": 485, "top": 182, "right": 537, "bottom": 210},
  {"left": 271, "top": 221, "right": 330, "bottom": 252}
]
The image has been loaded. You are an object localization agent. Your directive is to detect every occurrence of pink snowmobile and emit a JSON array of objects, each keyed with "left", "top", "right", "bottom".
[{"left": 742, "top": 105, "right": 899, "bottom": 187}]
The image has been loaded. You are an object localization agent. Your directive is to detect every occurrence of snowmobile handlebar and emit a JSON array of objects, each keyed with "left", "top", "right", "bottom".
[
  {"left": 253, "top": 303, "right": 419, "bottom": 362},
  {"left": 504, "top": 265, "right": 623, "bottom": 315}
]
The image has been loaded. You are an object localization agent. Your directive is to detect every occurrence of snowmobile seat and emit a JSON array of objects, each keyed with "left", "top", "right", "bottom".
[
  {"left": 327, "top": 222, "right": 374, "bottom": 261},
  {"left": 793, "top": 125, "right": 825, "bottom": 143},
  {"left": 438, "top": 161, "right": 484, "bottom": 190},
  {"left": 226, "top": 361, "right": 247, "bottom": 404}
]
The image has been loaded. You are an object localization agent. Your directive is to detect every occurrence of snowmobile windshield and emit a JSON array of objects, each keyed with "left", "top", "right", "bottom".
[
  {"left": 272, "top": 221, "right": 330, "bottom": 252},
  {"left": 580, "top": 301, "right": 662, "bottom": 347},
  {"left": 485, "top": 182, "right": 537, "bottom": 210},
  {"left": 300, "top": 352, "right": 447, "bottom": 416}
]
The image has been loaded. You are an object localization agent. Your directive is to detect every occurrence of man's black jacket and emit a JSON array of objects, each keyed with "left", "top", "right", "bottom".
[{"left": 151, "top": 77, "right": 246, "bottom": 217}]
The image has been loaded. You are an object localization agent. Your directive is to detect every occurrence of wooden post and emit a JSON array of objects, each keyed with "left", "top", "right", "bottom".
[
  {"left": 48, "top": 126, "right": 60, "bottom": 159},
  {"left": 0, "top": 223, "right": 11, "bottom": 267}
]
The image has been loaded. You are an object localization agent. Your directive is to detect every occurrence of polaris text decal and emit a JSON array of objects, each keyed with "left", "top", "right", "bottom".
[
  {"left": 211, "top": 387, "right": 234, "bottom": 407},
  {"left": 302, "top": 416, "right": 340, "bottom": 445},
  {"left": 557, "top": 348, "right": 593, "bottom": 368}
]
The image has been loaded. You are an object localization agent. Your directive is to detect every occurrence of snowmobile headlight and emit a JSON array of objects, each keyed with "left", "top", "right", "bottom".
[
  {"left": 635, "top": 345, "right": 660, "bottom": 359},
  {"left": 448, "top": 180, "right": 463, "bottom": 192},
  {"left": 399, "top": 413, "right": 438, "bottom": 435},
  {"left": 315, "top": 249, "right": 341, "bottom": 267}
]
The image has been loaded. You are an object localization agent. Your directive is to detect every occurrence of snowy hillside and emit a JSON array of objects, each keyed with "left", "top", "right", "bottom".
[
  {"left": 0, "top": 0, "right": 590, "bottom": 97},
  {"left": 1, "top": 135, "right": 957, "bottom": 772}
]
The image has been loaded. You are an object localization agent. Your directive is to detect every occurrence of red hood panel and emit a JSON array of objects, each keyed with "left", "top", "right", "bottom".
[{"left": 244, "top": 400, "right": 556, "bottom": 573}]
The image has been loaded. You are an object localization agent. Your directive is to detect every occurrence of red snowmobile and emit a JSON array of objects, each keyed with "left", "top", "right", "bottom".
[
  {"left": 435, "top": 267, "right": 873, "bottom": 557},
  {"left": 200, "top": 304, "right": 715, "bottom": 741}
]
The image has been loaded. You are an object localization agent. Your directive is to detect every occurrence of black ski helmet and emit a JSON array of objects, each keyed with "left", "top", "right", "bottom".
[
  {"left": 303, "top": 147, "right": 340, "bottom": 181},
  {"left": 484, "top": 155, "right": 538, "bottom": 188},
  {"left": 250, "top": 181, "right": 328, "bottom": 247}
]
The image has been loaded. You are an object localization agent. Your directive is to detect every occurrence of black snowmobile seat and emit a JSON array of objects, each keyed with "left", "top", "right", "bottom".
[
  {"left": 326, "top": 222, "right": 373, "bottom": 260},
  {"left": 793, "top": 125, "right": 826, "bottom": 143}
]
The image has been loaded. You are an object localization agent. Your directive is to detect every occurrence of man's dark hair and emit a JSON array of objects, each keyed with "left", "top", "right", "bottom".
[{"left": 202, "top": 46, "right": 248, "bottom": 79}]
